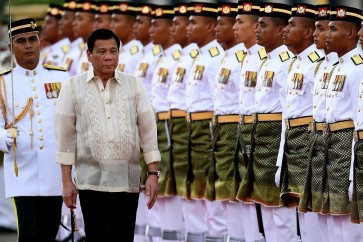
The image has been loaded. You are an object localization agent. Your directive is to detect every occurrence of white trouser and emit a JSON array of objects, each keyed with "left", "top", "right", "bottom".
[
  {"left": 159, "top": 196, "right": 184, "bottom": 242},
  {"left": 327, "top": 215, "right": 363, "bottom": 242},
  {"left": 317, "top": 214, "right": 329, "bottom": 242},
  {"left": 205, "top": 200, "right": 228, "bottom": 237},
  {"left": 134, "top": 191, "right": 149, "bottom": 242},
  {"left": 0, "top": 165, "right": 16, "bottom": 230},
  {"left": 260, "top": 205, "right": 299, "bottom": 242},
  {"left": 181, "top": 199, "right": 208, "bottom": 234},
  {"left": 224, "top": 201, "right": 263, "bottom": 242},
  {"left": 147, "top": 198, "right": 163, "bottom": 242},
  {"left": 298, "top": 212, "right": 322, "bottom": 242}
]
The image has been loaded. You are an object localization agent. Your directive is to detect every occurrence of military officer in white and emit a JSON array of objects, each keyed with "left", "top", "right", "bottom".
[
  {"left": 298, "top": 4, "right": 339, "bottom": 242},
  {"left": 324, "top": 3, "right": 363, "bottom": 242},
  {"left": 277, "top": 2, "right": 324, "bottom": 241},
  {"left": 148, "top": 2, "right": 184, "bottom": 241},
  {"left": 93, "top": 1, "right": 113, "bottom": 30},
  {"left": 248, "top": 2, "right": 297, "bottom": 241},
  {"left": 0, "top": 18, "right": 69, "bottom": 242},
  {"left": 184, "top": 1, "right": 225, "bottom": 240},
  {"left": 111, "top": 0, "right": 143, "bottom": 75}
]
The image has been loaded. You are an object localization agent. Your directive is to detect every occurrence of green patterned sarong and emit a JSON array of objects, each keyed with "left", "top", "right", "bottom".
[
  {"left": 205, "top": 123, "right": 238, "bottom": 201},
  {"left": 169, "top": 117, "right": 188, "bottom": 197},
  {"left": 321, "top": 129, "right": 353, "bottom": 215},
  {"left": 281, "top": 126, "right": 310, "bottom": 207},
  {"left": 235, "top": 123, "right": 253, "bottom": 202},
  {"left": 156, "top": 120, "right": 172, "bottom": 196},
  {"left": 351, "top": 140, "right": 363, "bottom": 223},
  {"left": 187, "top": 120, "right": 212, "bottom": 199},
  {"left": 248, "top": 121, "right": 283, "bottom": 206},
  {"left": 299, "top": 131, "right": 326, "bottom": 213}
]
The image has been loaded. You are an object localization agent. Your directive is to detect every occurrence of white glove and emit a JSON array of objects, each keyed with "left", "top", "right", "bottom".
[
  {"left": 348, "top": 181, "right": 353, "bottom": 202},
  {"left": 275, "top": 166, "right": 282, "bottom": 188},
  {"left": 5, "top": 131, "right": 15, "bottom": 147}
]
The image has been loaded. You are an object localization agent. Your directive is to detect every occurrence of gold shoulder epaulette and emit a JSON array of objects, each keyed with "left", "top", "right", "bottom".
[
  {"left": 308, "top": 51, "right": 320, "bottom": 63},
  {"left": 152, "top": 45, "right": 162, "bottom": 56},
  {"left": 209, "top": 46, "right": 220, "bottom": 57},
  {"left": 43, "top": 64, "right": 67, "bottom": 72},
  {"left": 279, "top": 51, "right": 290, "bottom": 62},
  {"left": 0, "top": 68, "right": 11, "bottom": 76},
  {"left": 172, "top": 49, "right": 181, "bottom": 60},
  {"left": 189, "top": 49, "right": 199, "bottom": 59},
  {"left": 130, "top": 45, "right": 139, "bottom": 55},
  {"left": 235, "top": 50, "right": 247, "bottom": 63},
  {"left": 351, "top": 54, "right": 363, "bottom": 66},
  {"left": 258, "top": 47, "right": 267, "bottom": 60}
]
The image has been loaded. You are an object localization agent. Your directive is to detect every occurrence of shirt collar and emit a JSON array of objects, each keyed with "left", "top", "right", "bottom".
[
  {"left": 86, "top": 69, "right": 120, "bottom": 84},
  {"left": 339, "top": 47, "right": 360, "bottom": 64},
  {"left": 267, "top": 45, "right": 289, "bottom": 59},
  {"left": 247, "top": 43, "right": 261, "bottom": 55},
  {"left": 182, "top": 43, "right": 199, "bottom": 54},
  {"left": 199, "top": 39, "right": 220, "bottom": 54},
  {"left": 15, "top": 62, "right": 43, "bottom": 77},
  {"left": 296, "top": 44, "right": 317, "bottom": 61},
  {"left": 226, "top": 43, "right": 245, "bottom": 56},
  {"left": 163, "top": 44, "right": 181, "bottom": 56}
]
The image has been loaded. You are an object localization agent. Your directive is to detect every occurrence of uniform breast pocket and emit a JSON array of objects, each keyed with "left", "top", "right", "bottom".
[{"left": 331, "top": 91, "right": 345, "bottom": 112}]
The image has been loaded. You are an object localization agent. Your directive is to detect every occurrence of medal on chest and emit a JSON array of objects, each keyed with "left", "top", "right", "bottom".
[
  {"left": 136, "top": 63, "right": 149, "bottom": 77},
  {"left": 44, "top": 82, "right": 62, "bottom": 99},
  {"left": 174, "top": 67, "right": 186, "bottom": 83},
  {"left": 331, "top": 75, "right": 346, "bottom": 92},
  {"left": 193, "top": 65, "right": 204, "bottom": 80},
  {"left": 292, "top": 73, "right": 304, "bottom": 90},
  {"left": 244, "top": 71, "right": 257, "bottom": 88},
  {"left": 217, "top": 68, "right": 231, "bottom": 84},
  {"left": 158, "top": 68, "right": 168, "bottom": 83},
  {"left": 263, "top": 71, "right": 274, "bottom": 87}
]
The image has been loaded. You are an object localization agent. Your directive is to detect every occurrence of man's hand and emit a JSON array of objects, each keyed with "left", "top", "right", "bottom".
[
  {"left": 145, "top": 175, "right": 158, "bottom": 209},
  {"left": 62, "top": 181, "right": 78, "bottom": 209},
  {"left": 5, "top": 131, "right": 15, "bottom": 147}
]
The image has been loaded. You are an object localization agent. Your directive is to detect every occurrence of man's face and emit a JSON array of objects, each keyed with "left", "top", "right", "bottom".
[
  {"left": 94, "top": 14, "right": 112, "bottom": 30},
  {"left": 215, "top": 16, "right": 235, "bottom": 44},
  {"left": 133, "top": 15, "right": 151, "bottom": 42},
  {"left": 59, "top": 11, "right": 75, "bottom": 38},
  {"left": 41, "top": 15, "right": 60, "bottom": 43},
  {"left": 358, "top": 21, "right": 363, "bottom": 50},
  {"left": 170, "top": 16, "right": 188, "bottom": 45},
  {"left": 186, "top": 16, "right": 209, "bottom": 46},
  {"left": 283, "top": 17, "right": 306, "bottom": 49},
  {"left": 232, "top": 15, "right": 255, "bottom": 43},
  {"left": 313, "top": 20, "right": 329, "bottom": 50},
  {"left": 149, "top": 19, "right": 171, "bottom": 46},
  {"left": 326, "top": 21, "right": 349, "bottom": 53},
  {"left": 73, "top": 12, "right": 95, "bottom": 40},
  {"left": 256, "top": 17, "right": 280, "bottom": 49},
  {"left": 87, "top": 38, "right": 119, "bottom": 76},
  {"left": 111, "top": 14, "right": 134, "bottom": 42},
  {"left": 11, "top": 32, "right": 41, "bottom": 67}
]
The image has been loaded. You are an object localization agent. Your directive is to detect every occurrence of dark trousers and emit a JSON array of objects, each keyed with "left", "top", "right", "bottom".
[
  {"left": 79, "top": 190, "right": 139, "bottom": 242},
  {"left": 13, "top": 196, "right": 63, "bottom": 242}
]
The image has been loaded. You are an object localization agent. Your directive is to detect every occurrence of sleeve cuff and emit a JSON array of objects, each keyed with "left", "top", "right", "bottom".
[
  {"left": 144, "top": 151, "right": 161, "bottom": 164},
  {"left": 56, "top": 152, "right": 76, "bottom": 165}
]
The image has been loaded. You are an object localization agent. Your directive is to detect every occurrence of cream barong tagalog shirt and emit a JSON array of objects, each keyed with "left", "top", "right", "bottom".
[{"left": 55, "top": 70, "right": 160, "bottom": 193}]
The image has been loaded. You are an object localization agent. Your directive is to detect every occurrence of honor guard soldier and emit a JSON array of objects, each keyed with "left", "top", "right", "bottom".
[
  {"left": 324, "top": 2, "right": 363, "bottom": 241},
  {"left": 0, "top": 18, "right": 69, "bottom": 242},
  {"left": 133, "top": 3, "right": 162, "bottom": 241},
  {"left": 41, "top": 3, "right": 71, "bottom": 67},
  {"left": 184, "top": 1, "right": 225, "bottom": 240},
  {"left": 167, "top": 1, "right": 199, "bottom": 240},
  {"left": 148, "top": 2, "right": 185, "bottom": 241},
  {"left": 229, "top": 1, "right": 267, "bottom": 241},
  {"left": 211, "top": 1, "right": 260, "bottom": 241},
  {"left": 111, "top": 0, "right": 143, "bottom": 75},
  {"left": 298, "top": 4, "right": 339, "bottom": 242},
  {"left": 74, "top": 0, "right": 96, "bottom": 75},
  {"left": 352, "top": 5, "right": 363, "bottom": 229},
  {"left": 277, "top": 1, "right": 324, "bottom": 241},
  {"left": 240, "top": 1, "right": 297, "bottom": 241},
  {"left": 60, "top": 0, "right": 84, "bottom": 77},
  {"left": 94, "top": 1, "right": 113, "bottom": 30}
]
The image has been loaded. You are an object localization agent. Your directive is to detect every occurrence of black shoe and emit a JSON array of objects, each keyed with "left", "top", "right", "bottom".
[{"left": 0, "top": 226, "right": 16, "bottom": 233}]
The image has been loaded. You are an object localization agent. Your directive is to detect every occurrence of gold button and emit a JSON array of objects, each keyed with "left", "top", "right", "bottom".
[
  {"left": 34, "top": 95, "right": 38, "bottom": 99},
  {"left": 314, "top": 105, "right": 316, "bottom": 108},
  {"left": 39, "top": 128, "right": 43, "bottom": 132},
  {"left": 295, "top": 91, "right": 298, "bottom": 95},
  {"left": 39, "top": 137, "right": 44, "bottom": 141},
  {"left": 39, "top": 146, "right": 43, "bottom": 150},
  {"left": 15, "top": 103, "right": 19, "bottom": 108},
  {"left": 31, "top": 79, "right": 34, "bottom": 83},
  {"left": 327, "top": 107, "right": 329, "bottom": 111},
  {"left": 38, "top": 119, "right": 42, "bottom": 123},
  {"left": 35, "top": 103, "right": 39, "bottom": 108},
  {"left": 37, "top": 111, "right": 40, "bottom": 115},
  {"left": 33, "top": 87, "right": 36, "bottom": 91},
  {"left": 26, "top": 71, "right": 29, "bottom": 76}
]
